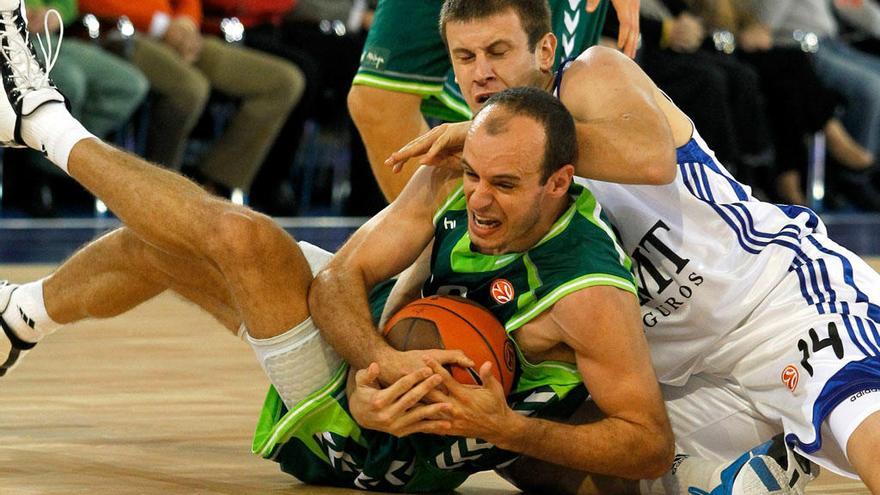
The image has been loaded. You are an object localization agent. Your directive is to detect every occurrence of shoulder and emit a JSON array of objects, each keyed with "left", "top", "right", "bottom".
[{"left": 559, "top": 46, "right": 657, "bottom": 114}]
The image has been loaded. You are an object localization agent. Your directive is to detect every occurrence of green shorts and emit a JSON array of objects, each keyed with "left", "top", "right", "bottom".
[
  {"left": 251, "top": 280, "right": 589, "bottom": 492},
  {"left": 353, "top": 0, "right": 611, "bottom": 121}
]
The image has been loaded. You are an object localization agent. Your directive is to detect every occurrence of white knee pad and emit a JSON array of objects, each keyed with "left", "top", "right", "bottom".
[{"left": 246, "top": 317, "right": 342, "bottom": 409}]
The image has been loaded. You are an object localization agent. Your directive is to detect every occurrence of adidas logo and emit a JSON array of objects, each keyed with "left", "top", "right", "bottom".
[{"left": 18, "top": 306, "right": 34, "bottom": 329}]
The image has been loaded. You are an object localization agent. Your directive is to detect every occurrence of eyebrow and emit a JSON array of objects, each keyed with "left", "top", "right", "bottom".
[
  {"left": 461, "top": 159, "right": 522, "bottom": 182},
  {"left": 451, "top": 39, "right": 512, "bottom": 57},
  {"left": 486, "top": 40, "right": 512, "bottom": 51}
]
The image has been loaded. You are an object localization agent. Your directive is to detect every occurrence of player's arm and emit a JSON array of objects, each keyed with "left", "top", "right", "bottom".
[
  {"left": 421, "top": 286, "right": 674, "bottom": 479},
  {"left": 560, "top": 46, "right": 678, "bottom": 185},
  {"left": 378, "top": 245, "right": 432, "bottom": 329},
  {"left": 309, "top": 166, "right": 473, "bottom": 385}
]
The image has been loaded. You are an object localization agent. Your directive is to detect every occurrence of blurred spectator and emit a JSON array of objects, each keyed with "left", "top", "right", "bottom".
[
  {"left": 634, "top": 0, "right": 775, "bottom": 194},
  {"left": 78, "top": 0, "right": 305, "bottom": 195},
  {"left": 11, "top": 0, "right": 148, "bottom": 215},
  {"left": 201, "top": 0, "right": 383, "bottom": 215},
  {"left": 752, "top": 0, "right": 880, "bottom": 209},
  {"left": 695, "top": 0, "right": 877, "bottom": 207},
  {"left": 755, "top": 0, "right": 880, "bottom": 160}
]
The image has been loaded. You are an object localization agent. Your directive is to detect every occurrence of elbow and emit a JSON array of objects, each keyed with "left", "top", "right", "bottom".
[
  {"left": 644, "top": 149, "right": 677, "bottom": 185},
  {"left": 638, "top": 425, "right": 676, "bottom": 480}
]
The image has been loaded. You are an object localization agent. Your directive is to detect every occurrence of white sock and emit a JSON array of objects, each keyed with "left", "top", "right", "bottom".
[
  {"left": 19, "top": 102, "right": 95, "bottom": 173},
  {"left": 3, "top": 279, "right": 61, "bottom": 343},
  {"left": 640, "top": 454, "right": 724, "bottom": 495}
]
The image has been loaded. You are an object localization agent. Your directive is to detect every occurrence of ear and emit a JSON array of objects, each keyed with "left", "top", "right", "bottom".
[
  {"left": 537, "top": 33, "right": 557, "bottom": 73},
  {"left": 546, "top": 164, "right": 574, "bottom": 197}
]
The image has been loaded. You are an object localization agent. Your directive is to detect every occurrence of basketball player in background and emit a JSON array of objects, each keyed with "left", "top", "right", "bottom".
[
  {"left": 379, "top": 0, "right": 880, "bottom": 493},
  {"left": 348, "top": 0, "right": 641, "bottom": 200},
  {"left": 0, "top": 2, "right": 677, "bottom": 488}
]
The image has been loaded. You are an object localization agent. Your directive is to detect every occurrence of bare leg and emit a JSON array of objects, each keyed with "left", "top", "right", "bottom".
[
  {"left": 44, "top": 227, "right": 241, "bottom": 333},
  {"left": 825, "top": 118, "right": 874, "bottom": 170},
  {"left": 65, "top": 139, "right": 312, "bottom": 339},
  {"left": 846, "top": 411, "right": 880, "bottom": 493},
  {"left": 348, "top": 85, "right": 429, "bottom": 201},
  {"left": 776, "top": 170, "right": 807, "bottom": 206}
]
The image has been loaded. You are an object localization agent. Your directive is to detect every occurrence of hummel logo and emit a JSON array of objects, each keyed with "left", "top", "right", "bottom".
[
  {"left": 18, "top": 306, "right": 34, "bottom": 329},
  {"left": 443, "top": 218, "right": 456, "bottom": 230}
]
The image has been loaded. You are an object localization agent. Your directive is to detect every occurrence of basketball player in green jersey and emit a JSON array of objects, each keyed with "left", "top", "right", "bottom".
[
  {"left": 250, "top": 87, "right": 668, "bottom": 491},
  {"left": 0, "top": 16, "right": 670, "bottom": 485},
  {"left": 348, "top": 0, "right": 640, "bottom": 200}
]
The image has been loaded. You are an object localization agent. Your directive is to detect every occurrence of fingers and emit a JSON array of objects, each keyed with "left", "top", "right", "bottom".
[
  {"left": 386, "top": 126, "right": 444, "bottom": 172},
  {"left": 620, "top": 24, "right": 639, "bottom": 58},
  {"left": 378, "top": 366, "right": 435, "bottom": 407},
  {"left": 428, "top": 349, "right": 475, "bottom": 369},
  {"left": 585, "top": 0, "right": 601, "bottom": 13},
  {"left": 615, "top": 0, "right": 640, "bottom": 59},
  {"left": 390, "top": 373, "right": 444, "bottom": 415},
  {"left": 423, "top": 357, "right": 462, "bottom": 392},
  {"left": 355, "top": 362, "right": 381, "bottom": 388},
  {"left": 478, "top": 361, "right": 504, "bottom": 395}
]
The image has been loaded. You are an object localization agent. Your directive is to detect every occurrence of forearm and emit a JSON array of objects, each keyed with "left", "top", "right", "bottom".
[
  {"left": 575, "top": 118, "right": 676, "bottom": 185},
  {"left": 309, "top": 265, "right": 394, "bottom": 370},
  {"left": 495, "top": 412, "right": 672, "bottom": 480}
]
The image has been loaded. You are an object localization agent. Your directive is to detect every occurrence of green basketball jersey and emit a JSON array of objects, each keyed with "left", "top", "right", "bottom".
[
  {"left": 252, "top": 181, "right": 637, "bottom": 492},
  {"left": 427, "top": 181, "right": 636, "bottom": 393}
]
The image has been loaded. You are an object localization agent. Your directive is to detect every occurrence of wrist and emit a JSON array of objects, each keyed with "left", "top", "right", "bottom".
[{"left": 490, "top": 408, "right": 530, "bottom": 451}]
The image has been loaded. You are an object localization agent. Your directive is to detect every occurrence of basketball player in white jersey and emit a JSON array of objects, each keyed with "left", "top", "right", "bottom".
[{"left": 383, "top": 1, "right": 880, "bottom": 493}]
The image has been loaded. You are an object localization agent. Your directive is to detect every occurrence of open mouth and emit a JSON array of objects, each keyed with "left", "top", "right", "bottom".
[
  {"left": 471, "top": 213, "right": 501, "bottom": 230},
  {"left": 475, "top": 93, "right": 494, "bottom": 105}
]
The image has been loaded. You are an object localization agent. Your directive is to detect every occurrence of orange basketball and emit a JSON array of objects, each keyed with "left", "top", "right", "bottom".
[{"left": 384, "top": 295, "right": 517, "bottom": 395}]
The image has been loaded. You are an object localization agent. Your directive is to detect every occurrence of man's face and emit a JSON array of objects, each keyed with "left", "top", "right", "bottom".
[
  {"left": 445, "top": 10, "right": 554, "bottom": 113},
  {"left": 462, "top": 110, "right": 554, "bottom": 255}
]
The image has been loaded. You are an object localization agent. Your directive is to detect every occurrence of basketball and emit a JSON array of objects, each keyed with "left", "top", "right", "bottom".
[{"left": 384, "top": 295, "right": 517, "bottom": 395}]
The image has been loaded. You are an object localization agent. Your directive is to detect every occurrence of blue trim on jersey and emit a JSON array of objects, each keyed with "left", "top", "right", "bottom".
[
  {"left": 856, "top": 318, "right": 880, "bottom": 355},
  {"left": 677, "top": 137, "right": 880, "bottom": 454},
  {"left": 785, "top": 356, "right": 880, "bottom": 454},
  {"left": 844, "top": 317, "right": 873, "bottom": 358},
  {"left": 775, "top": 204, "right": 822, "bottom": 231},
  {"left": 679, "top": 161, "right": 804, "bottom": 255},
  {"left": 817, "top": 259, "right": 838, "bottom": 313},
  {"left": 806, "top": 236, "right": 880, "bottom": 323}
]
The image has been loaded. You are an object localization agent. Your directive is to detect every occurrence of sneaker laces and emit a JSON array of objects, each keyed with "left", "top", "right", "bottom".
[{"left": 0, "top": 8, "right": 62, "bottom": 102}]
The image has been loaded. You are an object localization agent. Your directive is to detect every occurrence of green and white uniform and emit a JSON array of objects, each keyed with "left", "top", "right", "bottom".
[
  {"left": 252, "top": 182, "right": 636, "bottom": 492},
  {"left": 353, "top": 0, "right": 610, "bottom": 122}
]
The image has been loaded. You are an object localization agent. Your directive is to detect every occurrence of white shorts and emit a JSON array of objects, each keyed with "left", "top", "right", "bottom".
[{"left": 668, "top": 233, "right": 880, "bottom": 478}]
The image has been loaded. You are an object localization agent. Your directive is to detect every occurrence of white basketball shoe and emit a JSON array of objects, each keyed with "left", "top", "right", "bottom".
[
  {"left": 0, "top": 0, "right": 65, "bottom": 147},
  {"left": 690, "top": 434, "right": 818, "bottom": 495},
  {"left": 0, "top": 281, "right": 34, "bottom": 377}
]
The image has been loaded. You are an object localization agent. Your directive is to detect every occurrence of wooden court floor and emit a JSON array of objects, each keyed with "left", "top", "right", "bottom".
[{"left": 1, "top": 263, "right": 874, "bottom": 495}]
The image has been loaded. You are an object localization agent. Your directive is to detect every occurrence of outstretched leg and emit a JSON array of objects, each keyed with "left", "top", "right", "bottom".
[
  {"left": 44, "top": 227, "right": 240, "bottom": 332},
  {"left": 0, "top": 1, "right": 336, "bottom": 403}
]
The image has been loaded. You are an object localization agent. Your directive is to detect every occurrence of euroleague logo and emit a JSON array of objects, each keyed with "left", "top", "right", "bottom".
[
  {"left": 490, "top": 278, "right": 515, "bottom": 304},
  {"left": 781, "top": 365, "right": 799, "bottom": 393},
  {"left": 503, "top": 340, "right": 517, "bottom": 374}
]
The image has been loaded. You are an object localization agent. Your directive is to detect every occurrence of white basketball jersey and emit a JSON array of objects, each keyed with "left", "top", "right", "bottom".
[{"left": 577, "top": 132, "right": 825, "bottom": 385}]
